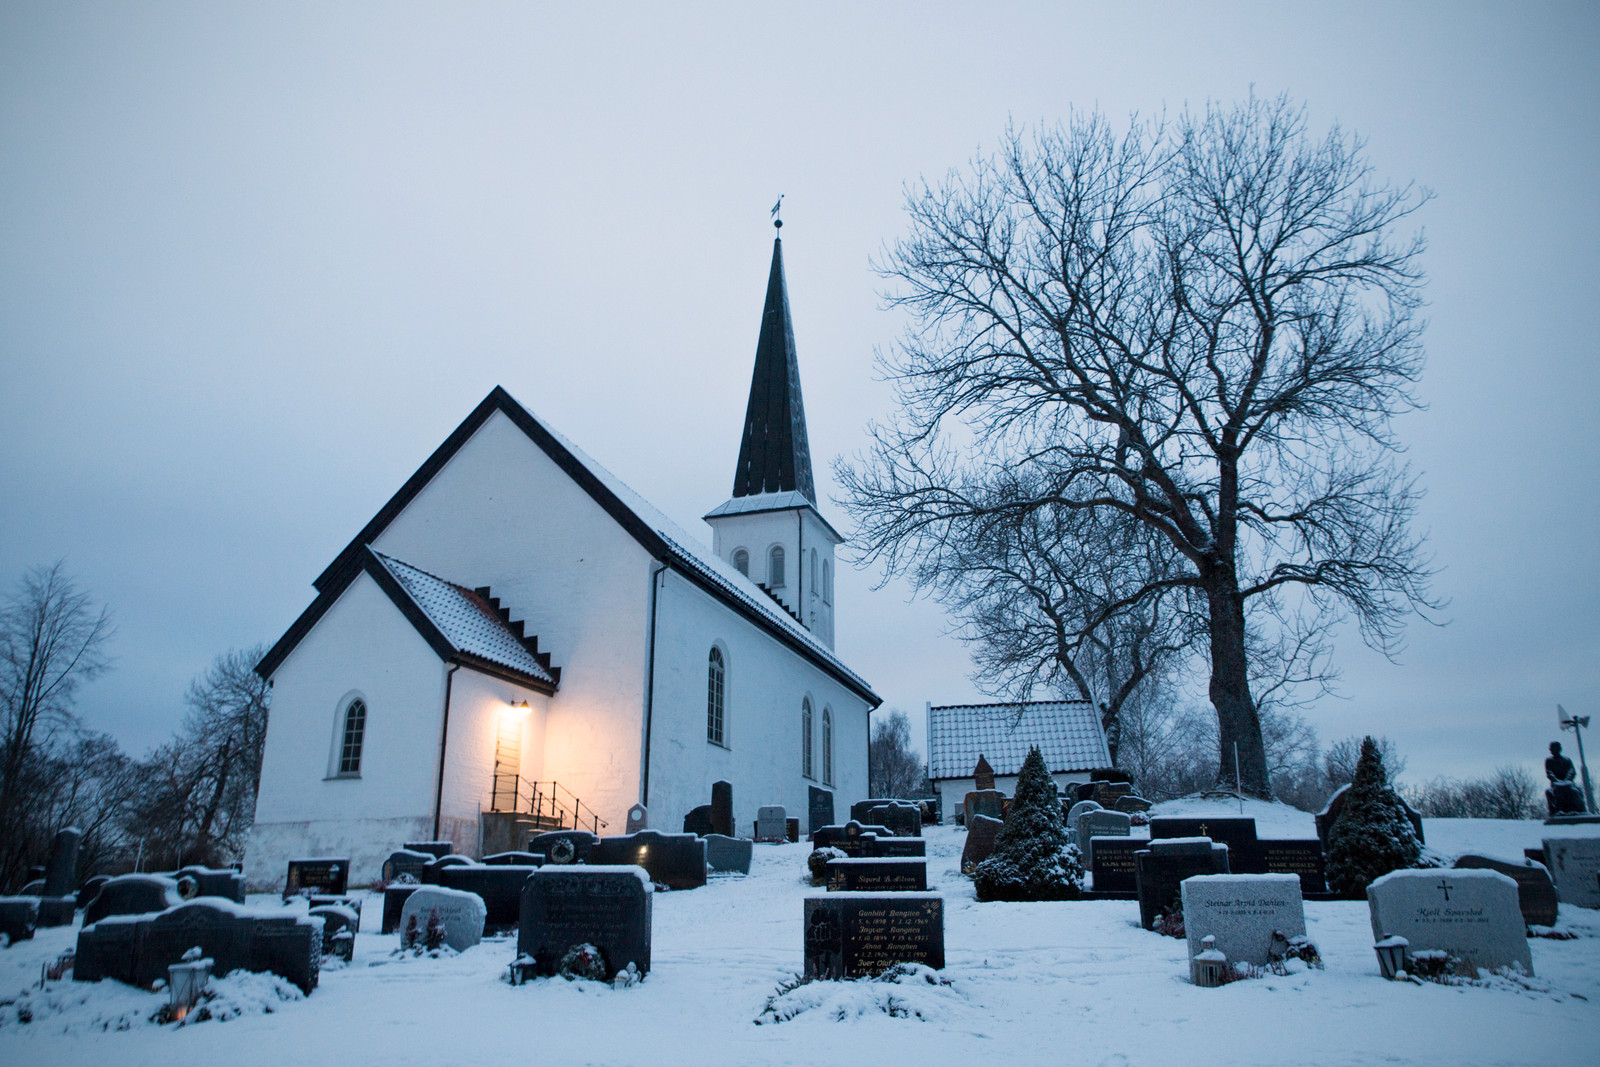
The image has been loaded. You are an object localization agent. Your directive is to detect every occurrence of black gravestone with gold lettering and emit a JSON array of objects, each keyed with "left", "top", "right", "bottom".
[
  {"left": 825, "top": 857, "right": 928, "bottom": 892},
  {"left": 803, "top": 894, "right": 944, "bottom": 979},
  {"left": 1089, "top": 836, "right": 1143, "bottom": 894},
  {"left": 283, "top": 858, "right": 349, "bottom": 899},
  {"left": 1259, "top": 839, "right": 1328, "bottom": 895}
]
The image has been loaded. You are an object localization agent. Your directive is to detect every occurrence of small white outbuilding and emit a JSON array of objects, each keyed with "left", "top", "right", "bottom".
[{"left": 926, "top": 700, "right": 1111, "bottom": 821}]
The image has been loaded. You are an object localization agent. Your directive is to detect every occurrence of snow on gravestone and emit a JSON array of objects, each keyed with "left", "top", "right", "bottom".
[
  {"left": 1181, "top": 873, "right": 1305, "bottom": 967},
  {"left": 1076, "top": 810, "right": 1131, "bottom": 868},
  {"left": 398, "top": 886, "right": 486, "bottom": 952},
  {"left": 1366, "top": 869, "right": 1532, "bottom": 977},
  {"left": 1541, "top": 837, "right": 1600, "bottom": 910},
  {"left": 518, "top": 865, "right": 652, "bottom": 979},
  {"left": 756, "top": 805, "right": 787, "bottom": 843}
]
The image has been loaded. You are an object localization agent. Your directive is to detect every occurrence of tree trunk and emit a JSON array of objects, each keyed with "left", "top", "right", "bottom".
[{"left": 1203, "top": 568, "right": 1271, "bottom": 797}]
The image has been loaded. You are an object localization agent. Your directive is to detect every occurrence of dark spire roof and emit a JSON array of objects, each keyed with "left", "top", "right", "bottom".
[{"left": 732, "top": 235, "right": 816, "bottom": 502}]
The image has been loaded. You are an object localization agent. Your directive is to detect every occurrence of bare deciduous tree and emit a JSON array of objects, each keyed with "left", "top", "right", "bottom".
[
  {"left": 840, "top": 97, "right": 1438, "bottom": 796},
  {"left": 869, "top": 710, "right": 928, "bottom": 799}
]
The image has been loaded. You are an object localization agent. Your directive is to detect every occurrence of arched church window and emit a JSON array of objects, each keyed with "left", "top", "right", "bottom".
[
  {"left": 337, "top": 698, "right": 366, "bottom": 776},
  {"left": 769, "top": 546, "right": 785, "bottom": 588},
  {"left": 822, "top": 707, "right": 833, "bottom": 785},
  {"left": 822, "top": 559, "right": 832, "bottom": 605},
  {"left": 707, "top": 647, "right": 726, "bottom": 746},
  {"left": 732, "top": 549, "right": 749, "bottom": 577},
  {"left": 811, "top": 549, "right": 819, "bottom": 593},
  {"left": 801, "top": 698, "right": 814, "bottom": 779}
]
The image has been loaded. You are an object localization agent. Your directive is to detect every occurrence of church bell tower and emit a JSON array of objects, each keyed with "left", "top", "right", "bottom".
[{"left": 704, "top": 217, "right": 841, "bottom": 648}]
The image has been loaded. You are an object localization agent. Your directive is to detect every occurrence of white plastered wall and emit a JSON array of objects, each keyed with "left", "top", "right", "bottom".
[
  {"left": 932, "top": 771, "right": 1093, "bottom": 822},
  {"left": 437, "top": 667, "right": 551, "bottom": 854},
  {"left": 705, "top": 506, "right": 840, "bottom": 648}
]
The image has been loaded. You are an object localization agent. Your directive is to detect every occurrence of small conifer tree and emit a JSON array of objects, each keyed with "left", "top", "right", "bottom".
[
  {"left": 974, "top": 746, "right": 1084, "bottom": 901},
  {"left": 1326, "top": 736, "right": 1422, "bottom": 897}
]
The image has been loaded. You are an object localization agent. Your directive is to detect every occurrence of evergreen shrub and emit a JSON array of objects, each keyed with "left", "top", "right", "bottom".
[
  {"left": 974, "top": 746, "right": 1083, "bottom": 901},
  {"left": 1326, "top": 736, "right": 1422, "bottom": 897}
]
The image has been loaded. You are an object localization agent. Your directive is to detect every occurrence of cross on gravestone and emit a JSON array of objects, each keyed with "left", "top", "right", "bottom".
[
  {"left": 1436, "top": 879, "right": 1453, "bottom": 902},
  {"left": 1366, "top": 868, "right": 1532, "bottom": 976}
]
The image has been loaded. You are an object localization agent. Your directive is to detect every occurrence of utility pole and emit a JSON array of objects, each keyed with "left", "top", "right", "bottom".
[{"left": 1558, "top": 705, "right": 1597, "bottom": 815}]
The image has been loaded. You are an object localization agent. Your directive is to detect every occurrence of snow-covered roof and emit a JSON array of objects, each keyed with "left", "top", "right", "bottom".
[
  {"left": 370, "top": 550, "right": 558, "bottom": 688},
  {"left": 927, "top": 700, "right": 1109, "bottom": 781}
]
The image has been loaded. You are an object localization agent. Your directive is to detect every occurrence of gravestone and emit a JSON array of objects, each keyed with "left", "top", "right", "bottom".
[
  {"left": 483, "top": 851, "right": 543, "bottom": 866},
  {"left": 755, "top": 805, "right": 788, "bottom": 843},
  {"left": 398, "top": 886, "right": 487, "bottom": 951},
  {"left": 0, "top": 898, "right": 38, "bottom": 944},
  {"left": 308, "top": 903, "right": 359, "bottom": 958},
  {"left": 964, "top": 790, "right": 1006, "bottom": 826},
  {"left": 403, "top": 841, "right": 453, "bottom": 860},
  {"left": 808, "top": 786, "right": 834, "bottom": 835},
  {"left": 1066, "top": 800, "right": 1102, "bottom": 841},
  {"left": 43, "top": 827, "right": 81, "bottom": 896},
  {"left": 849, "top": 799, "right": 896, "bottom": 823},
  {"left": 176, "top": 865, "right": 247, "bottom": 903},
  {"left": 1151, "top": 817, "right": 1262, "bottom": 873},
  {"left": 1317, "top": 784, "right": 1425, "bottom": 848},
  {"left": 826, "top": 857, "right": 928, "bottom": 892},
  {"left": 786, "top": 818, "right": 799, "bottom": 843},
  {"left": 1077, "top": 810, "right": 1132, "bottom": 868},
  {"left": 382, "top": 884, "right": 419, "bottom": 934},
  {"left": 961, "top": 814, "right": 1005, "bottom": 874},
  {"left": 1114, "top": 795, "right": 1154, "bottom": 814},
  {"left": 705, "top": 834, "right": 753, "bottom": 874},
  {"left": 284, "top": 858, "right": 349, "bottom": 899},
  {"left": 382, "top": 849, "right": 433, "bottom": 884},
  {"left": 1367, "top": 869, "right": 1532, "bottom": 976},
  {"left": 20, "top": 879, "right": 43, "bottom": 895},
  {"left": 76, "top": 900, "right": 321, "bottom": 994},
  {"left": 1090, "top": 836, "right": 1142, "bottom": 894},
  {"left": 1259, "top": 840, "right": 1328, "bottom": 895},
  {"left": 973, "top": 755, "right": 996, "bottom": 791},
  {"left": 865, "top": 802, "right": 922, "bottom": 838},
  {"left": 626, "top": 803, "right": 648, "bottom": 833},
  {"left": 76, "top": 874, "right": 110, "bottom": 911},
  {"left": 518, "top": 865, "right": 651, "bottom": 979},
  {"left": 592, "top": 831, "right": 707, "bottom": 890},
  {"left": 1091, "top": 781, "right": 1133, "bottom": 808},
  {"left": 1181, "top": 873, "right": 1306, "bottom": 966},
  {"left": 528, "top": 831, "right": 599, "bottom": 867},
  {"left": 1541, "top": 837, "right": 1600, "bottom": 909},
  {"left": 803, "top": 894, "right": 944, "bottom": 979},
  {"left": 682, "top": 805, "right": 714, "bottom": 836},
  {"left": 872, "top": 836, "right": 927, "bottom": 857},
  {"left": 436, "top": 864, "right": 541, "bottom": 932},
  {"left": 711, "top": 780, "right": 735, "bottom": 839},
  {"left": 1135, "top": 838, "right": 1231, "bottom": 930},
  {"left": 1524, "top": 848, "right": 1547, "bottom": 867},
  {"left": 1454, "top": 854, "right": 1559, "bottom": 927},
  {"left": 83, "top": 874, "right": 183, "bottom": 926}
]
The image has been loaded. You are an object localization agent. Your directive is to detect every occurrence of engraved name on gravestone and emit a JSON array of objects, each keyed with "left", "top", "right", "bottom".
[
  {"left": 1541, "top": 837, "right": 1600, "bottom": 909},
  {"left": 1091, "top": 781, "right": 1132, "bottom": 808},
  {"left": 518, "top": 865, "right": 651, "bottom": 979},
  {"left": 1090, "top": 836, "right": 1142, "bottom": 894},
  {"left": 284, "top": 858, "right": 349, "bottom": 899},
  {"left": 1453, "top": 854, "right": 1558, "bottom": 927},
  {"left": 826, "top": 857, "right": 928, "bottom": 892},
  {"left": 803, "top": 894, "right": 944, "bottom": 980},
  {"left": 1259, "top": 840, "right": 1328, "bottom": 895},
  {"left": 808, "top": 786, "right": 834, "bottom": 835},
  {"left": 1367, "top": 869, "right": 1532, "bottom": 976},
  {"left": 1077, "top": 810, "right": 1132, "bottom": 868},
  {"left": 398, "top": 886, "right": 487, "bottom": 951},
  {"left": 1181, "top": 873, "right": 1306, "bottom": 966},
  {"left": 756, "top": 805, "right": 788, "bottom": 843}
]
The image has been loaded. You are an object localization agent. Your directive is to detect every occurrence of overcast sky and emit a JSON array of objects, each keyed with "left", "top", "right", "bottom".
[{"left": 2, "top": 2, "right": 1596, "bottom": 788}]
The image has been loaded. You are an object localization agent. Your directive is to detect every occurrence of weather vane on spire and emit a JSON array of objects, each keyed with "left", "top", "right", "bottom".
[{"left": 771, "top": 194, "right": 784, "bottom": 230}]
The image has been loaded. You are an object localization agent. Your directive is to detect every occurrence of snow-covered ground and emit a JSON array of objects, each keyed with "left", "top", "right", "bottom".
[{"left": 3, "top": 800, "right": 1597, "bottom": 1066}]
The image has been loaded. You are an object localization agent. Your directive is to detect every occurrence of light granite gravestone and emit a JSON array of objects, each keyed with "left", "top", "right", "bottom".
[
  {"left": 398, "top": 886, "right": 486, "bottom": 952},
  {"left": 704, "top": 834, "right": 753, "bottom": 874},
  {"left": 1541, "top": 837, "right": 1600, "bottom": 909},
  {"left": 755, "top": 806, "right": 788, "bottom": 843},
  {"left": 1181, "top": 873, "right": 1306, "bottom": 966},
  {"left": 1077, "top": 810, "right": 1132, "bottom": 868},
  {"left": 1366, "top": 868, "right": 1531, "bottom": 977},
  {"left": 1066, "top": 800, "right": 1102, "bottom": 840},
  {"left": 626, "top": 803, "right": 649, "bottom": 833}
]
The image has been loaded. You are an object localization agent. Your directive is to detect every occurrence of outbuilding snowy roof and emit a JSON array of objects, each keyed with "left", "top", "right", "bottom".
[{"left": 927, "top": 700, "right": 1109, "bottom": 781}]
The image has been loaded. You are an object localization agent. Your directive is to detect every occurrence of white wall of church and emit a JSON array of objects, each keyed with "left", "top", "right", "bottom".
[
  {"left": 644, "top": 566, "right": 869, "bottom": 835},
  {"left": 436, "top": 668, "right": 551, "bottom": 852},
  {"left": 246, "top": 571, "right": 448, "bottom": 890},
  {"left": 360, "top": 410, "right": 654, "bottom": 832}
]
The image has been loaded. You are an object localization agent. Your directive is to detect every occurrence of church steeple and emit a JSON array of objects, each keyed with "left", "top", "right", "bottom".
[{"left": 731, "top": 231, "right": 816, "bottom": 502}]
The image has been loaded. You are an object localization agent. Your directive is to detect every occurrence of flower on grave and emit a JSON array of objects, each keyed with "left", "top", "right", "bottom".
[
  {"left": 807, "top": 846, "right": 845, "bottom": 884},
  {"left": 974, "top": 746, "right": 1084, "bottom": 902},
  {"left": 423, "top": 908, "right": 446, "bottom": 952},
  {"left": 557, "top": 942, "right": 608, "bottom": 982}
]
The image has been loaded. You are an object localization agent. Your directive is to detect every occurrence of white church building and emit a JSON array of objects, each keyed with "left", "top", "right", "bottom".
[{"left": 247, "top": 230, "right": 880, "bottom": 889}]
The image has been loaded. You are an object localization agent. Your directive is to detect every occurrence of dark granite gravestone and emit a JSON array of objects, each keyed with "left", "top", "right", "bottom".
[
  {"left": 484, "top": 851, "right": 544, "bottom": 866},
  {"left": 826, "top": 857, "right": 928, "bottom": 892},
  {"left": 591, "top": 831, "right": 707, "bottom": 890},
  {"left": 436, "top": 864, "right": 541, "bottom": 932},
  {"left": 382, "top": 884, "right": 420, "bottom": 934},
  {"left": 308, "top": 903, "right": 359, "bottom": 959},
  {"left": 43, "top": 827, "right": 81, "bottom": 896},
  {"left": 961, "top": 814, "right": 1005, "bottom": 874},
  {"left": 973, "top": 755, "right": 996, "bottom": 791},
  {"left": 0, "top": 898, "right": 38, "bottom": 944},
  {"left": 518, "top": 866, "right": 651, "bottom": 980},
  {"left": 683, "top": 805, "right": 714, "bottom": 836},
  {"left": 786, "top": 818, "right": 800, "bottom": 843},
  {"left": 849, "top": 799, "right": 898, "bottom": 823},
  {"left": 76, "top": 874, "right": 110, "bottom": 911},
  {"left": 284, "top": 858, "right": 349, "bottom": 899},
  {"left": 1091, "top": 781, "right": 1133, "bottom": 808},
  {"left": 403, "top": 841, "right": 454, "bottom": 860},
  {"left": 76, "top": 900, "right": 321, "bottom": 994},
  {"left": 704, "top": 835, "right": 753, "bottom": 874},
  {"left": 1135, "top": 838, "right": 1231, "bottom": 930},
  {"left": 1150, "top": 817, "right": 1262, "bottom": 873},
  {"left": 1077, "top": 810, "right": 1133, "bottom": 868},
  {"left": 626, "top": 803, "right": 648, "bottom": 833},
  {"left": 1259, "top": 840, "right": 1328, "bottom": 895},
  {"left": 382, "top": 849, "right": 433, "bottom": 883},
  {"left": 420, "top": 854, "right": 474, "bottom": 884},
  {"left": 528, "top": 831, "right": 599, "bottom": 866},
  {"left": 1454, "top": 853, "right": 1559, "bottom": 928},
  {"left": 1089, "top": 836, "right": 1143, "bottom": 894},
  {"left": 808, "top": 786, "right": 835, "bottom": 835},
  {"left": 964, "top": 790, "right": 1006, "bottom": 826},
  {"left": 871, "top": 836, "right": 927, "bottom": 858},
  {"left": 1525, "top": 848, "right": 1548, "bottom": 867},
  {"left": 1114, "top": 795, "right": 1154, "bottom": 814},
  {"left": 83, "top": 874, "right": 184, "bottom": 926},
  {"left": 803, "top": 894, "right": 944, "bottom": 979},
  {"left": 176, "top": 866, "right": 247, "bottom": 903},
  {"left": 711, "top": 780, "right": 735, "bottom": 839},
  {"left": 1316, "top": 783, "right": 1425, "bottom": 848},
  {"left": 865, "top": 803, "right": 923, "bottom": 838}
]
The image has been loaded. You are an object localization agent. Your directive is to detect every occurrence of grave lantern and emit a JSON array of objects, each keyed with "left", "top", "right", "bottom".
[
  {"left": 167, "top": 947, "right": 213, "bottom": 1021},
  {"left": 1374, "top": 934, "right": 1409, "bottom": 980},
  {"left": 1190, "top": 935, "right": 1228, "bottom": 988}
]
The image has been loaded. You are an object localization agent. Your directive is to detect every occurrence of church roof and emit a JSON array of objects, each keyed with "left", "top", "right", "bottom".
[
  {"left": 259, "top": 386, "right": 878, "bottom": 706},
  {"left": 731, "top": 236, "right": 815, "bottom": 502},
  {"left": 927, "top": 700, "right": 1109, "bottom": 781}
]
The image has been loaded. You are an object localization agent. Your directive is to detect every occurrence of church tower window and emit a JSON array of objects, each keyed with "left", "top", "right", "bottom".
[
  {"left": 336, "top": 698, "right": 366, "bottom": 776},
  {"left": 801, "top": 697, "right": 814, "bottom": 779},
  {"left": 822, "top": 707, "right": 833, "bottom": 785},
  {"left": 822, "top": 559, "right": 832, "bottom": 605},
  {"left": 769, "top": 546, "right": 785, "bottom": 588},
  {"left": 707, "top": 647, "right": 726, "bottom": 746},
  {"left": 732, "top": 549, "right": 749, "bottom": 577}
]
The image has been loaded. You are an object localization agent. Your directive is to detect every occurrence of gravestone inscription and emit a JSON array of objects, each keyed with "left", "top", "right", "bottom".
[
  {"left": 808, "top": 786, "right": 834, "bottom": 835},
  {"left": 1091, "top": 781, "right": 1133, "bottom": 809},
  {"left": 1541, "top": 837, "right": 1600, "bottom": 909},
  {"left": 1181, "top": 873, "right": 1306, "bottom": 966},
  {"left": 826, "top": 857, "right": 928, "bottom": 892},
  {"left": 1077, "top": 810, "right": 1132, "bottom": 868},
  {"left": 1259, "top": 840, "right": 1328, "bottom": 895},
  {"left": 1367, "top": 869, "right": 1532, "bottom": 976},
  {"left": 398, "top": 886, "right": 487, "bottom": 952},
  {"left": 1454, "top": 854, "right": 1558, "bottom": 928},
  {"left": 1089, "top": 836, "right": 1142, "bottom": 894},
  {"left": 284, "top": 858, "right": 349, "bottom": 899},
  {"left": 804, "top": 894, "right": 944, "bottom": 979},
  {"left": 755, "top": 805, "right": 788, "bottom": 843},
  {"left": 518, "top": 865, "right": 651, "bottom": 979}
]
